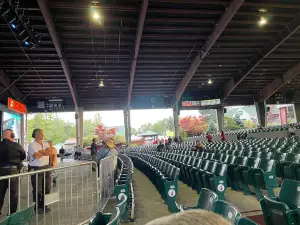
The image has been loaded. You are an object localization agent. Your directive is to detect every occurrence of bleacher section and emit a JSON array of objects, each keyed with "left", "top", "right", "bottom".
[{"left": 127, "top": 137, "right": 300, "bottom": 225}]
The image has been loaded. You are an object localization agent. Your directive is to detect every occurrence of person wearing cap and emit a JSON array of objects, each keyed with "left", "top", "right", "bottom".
[
  {"left": 97, "top": 139, "right": 118, "bottom": 181},
  {"left": 0, "top": 129, "right": 26, "bottom": 215},
  {"left": 28, "top": 128, "right": 55, "bottom": 213}
]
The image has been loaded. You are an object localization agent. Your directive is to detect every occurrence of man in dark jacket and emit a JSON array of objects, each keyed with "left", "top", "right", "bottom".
[
  {"left": 0, "top": 129, "right": 26, "bottom": 214},
  {"left": 91, "top": 138, "right": 97, "bottom": 171}
]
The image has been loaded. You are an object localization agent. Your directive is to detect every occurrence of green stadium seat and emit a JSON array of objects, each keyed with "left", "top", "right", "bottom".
[
  {"left": 237, "top": 217, "right": 259, "bottom": 225},
  {"left": 234, "top": 157, "right": 260, "bottom": 195},
  {"left": 213, "top": 200, "right": 241, "bottom": 224},
  {"left": 252, "top": 159, "right": 278, "bottom": 200},
  {"left": 207, "top": 163, "right": 228, "bottom": 200},
  {"left": 281, "top": 153, "right": 300, "bottom": 179},
  {"left": 273, "top": 152, "right": 287, "bottom": 177},
  {"left": 116, "top": 195, "right": 127, "bottom": 221},
  {"left": 227, "top": 156, "right": 248, "bottom": 191},
  {"left": 182, "top": 188, "right": 218, "bottom": 211},
  {"left": 196, "top": 160, "right": 214, "bottom": 193},
  {"left": 260, "top": 179, "right": 300, "bottom": 225},
  {"left": 7, "top": 204, "right": 35, "bottom": 225},
  {"left": 200, "top": 161, "right": 217, "bottom": 190},
  {"left": 290, "top": 163, "right": 300, "bottom": 181}
]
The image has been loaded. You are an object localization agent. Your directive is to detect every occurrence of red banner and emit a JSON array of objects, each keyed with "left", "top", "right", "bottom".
[
  {"left": 7, "top": 98, "right": 27, "bottom": 114},
  {"left": 279, "top": 107, "right": 287, "bottom": 125}
]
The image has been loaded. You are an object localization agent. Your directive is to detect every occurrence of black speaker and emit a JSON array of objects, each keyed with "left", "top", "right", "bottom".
[
  {"left": 224, "top": 108, "right": 227, "bottom": 113},
  {"left": 266, "top": 106, "right": 270, "bottom": 112}
]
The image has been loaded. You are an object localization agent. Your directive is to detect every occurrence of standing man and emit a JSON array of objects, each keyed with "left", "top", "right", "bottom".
[
  {"left": 0, "top": 129, "right": 26, "bottom": 215},
  {"left": 59, "top": 146, "right": 65, "bottom": 163},
  {"left": 28, "top": 128, "right": 54, "bottom": 213},
  {"left": 91, "top": 138, "right": 97, "bottom": 171}
]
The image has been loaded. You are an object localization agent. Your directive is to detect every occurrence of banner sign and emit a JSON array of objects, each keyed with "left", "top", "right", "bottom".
[
  {"left": 279, "top": 107, "right": 287, "bottom": 125},
  {"left": 7, "top": 98, "right": 27, "bottom": 114}
]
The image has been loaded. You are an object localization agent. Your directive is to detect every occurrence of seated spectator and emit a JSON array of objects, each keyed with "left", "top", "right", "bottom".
[
  {"left": 220, "top": 130, "right": 226, "bottom": 141},
  {"left": 174, "top": 137, "right": 178, "bottom": 143},
  {"left": 157, "top": 141, "right": 164, "bottom": 152},
  {"left": 289, "top": 124, "right": 296, "bottom": 137},
  {"left": 191, "top": 141, "right": 204, "bottom": 152},
  {"left": 206, "top": 133, "right": 213, "bottom": 143},
  {"left": 146, "top": 209, "right": 230, "bottom": 225},
  {"left": 178, "top": 136, "right": 183, "bottom": 143},
  {"left": 168, "top": 136, "right": 172, "bottom": 145}
]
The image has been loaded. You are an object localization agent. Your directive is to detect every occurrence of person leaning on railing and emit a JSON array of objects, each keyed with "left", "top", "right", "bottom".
[
  {"left": 28, "top": 128, "right": 55, "bottom": 214},
  {"left": 0, "top": 129, "right": 26, "bottom": 215}
]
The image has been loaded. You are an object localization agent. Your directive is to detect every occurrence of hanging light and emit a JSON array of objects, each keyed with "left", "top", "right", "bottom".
[
  {"left": 208, "top": 79, "right": 213, "bottom": 84},
  {"left": 93, "top": 12, "right": 99, "bottom": 19},
  {"left": 99, "top": 80, "right": 104, "bottom": 87},
  {"left": 258, "top": 17, "right": 267, "bottom": 26}
]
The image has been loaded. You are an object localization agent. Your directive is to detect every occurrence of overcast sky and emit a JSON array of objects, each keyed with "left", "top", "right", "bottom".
[{"left": 28, "top": 109, "right": 200, "bottom": 129}]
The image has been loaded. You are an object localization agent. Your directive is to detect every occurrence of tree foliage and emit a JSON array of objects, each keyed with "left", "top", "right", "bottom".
[
  {"left": 179, "top": 115, "right": 208, "bottom": 136},
  {"left": 28, "top": 112, "right": 114, "bottom": 146},
  {"left": 224, "top": 116, "right": 240, "bottom": 130},
  {"left": 137, "top": 117, "right": 175, "bottom": 135}
]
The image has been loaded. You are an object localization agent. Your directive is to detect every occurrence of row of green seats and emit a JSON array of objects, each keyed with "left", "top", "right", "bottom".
[
  {"left": 114, "top": 154, "right": 134, "bottom": 222},
  {"left": 181, "top": 188, "right": 259, "bottom": 225},
  {"left": 0, "top": 204, "right": 35, "bottom": 225},
  {"left": 129, "top": 153, "right": 180, "bottom": 213}
]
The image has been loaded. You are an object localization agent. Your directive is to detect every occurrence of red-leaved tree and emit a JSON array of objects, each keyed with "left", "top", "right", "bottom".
[
  {"left": 95, "top": 125, "right": 117, "bottom": 141},
  {"left": 180, "top": 115, "right": 208, "bottom": 136}
]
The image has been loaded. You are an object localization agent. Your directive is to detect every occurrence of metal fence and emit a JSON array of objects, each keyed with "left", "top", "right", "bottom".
[
  {"left": 98, "top": 156, "right": 115, "bottom": 211},
  {"left": 0, "top": 161, "right": 99, "bottom": 225}
]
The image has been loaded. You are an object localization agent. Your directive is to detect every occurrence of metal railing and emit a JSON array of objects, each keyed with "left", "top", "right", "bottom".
[
  {"left": 99, "top": 156, "right": 115, "bottom": 211},
  {"left": 0, "top": 161, "right": 99, "bottom": 225}
]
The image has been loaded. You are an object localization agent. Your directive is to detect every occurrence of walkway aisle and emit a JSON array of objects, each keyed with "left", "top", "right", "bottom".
[{"left": 129, "top": 168, "right": 170, "bottom": 225}]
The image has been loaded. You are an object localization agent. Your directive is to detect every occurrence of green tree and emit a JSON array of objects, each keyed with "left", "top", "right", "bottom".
[
  {"left": 224, "top": 116, "right": 240, "bottom": 130},
  {"left": 93, "top": 113, "right": 103, "bottom": 126},
  {"left": 131, "top": 128, "right": 138, "bottom": 136}
]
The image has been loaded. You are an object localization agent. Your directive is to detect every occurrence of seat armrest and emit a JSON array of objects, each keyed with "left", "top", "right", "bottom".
[{"left": 239, "top": 166, "right": 250, "bottom": 171}]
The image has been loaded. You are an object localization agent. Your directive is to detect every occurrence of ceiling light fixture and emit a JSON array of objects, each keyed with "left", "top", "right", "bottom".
[
  {"left": 93, "top": 12, "right": 100, "bottom": 19},
  {"left": 99, "top": 80, "right": 104, "bottom": 87},
  {"left": 258, "top": 17, "right": 267, "bottom": 26},
  {"left": 258, "top": 9, "right": 267, "bottom": 13},
  {"left": 208, "top": 79, "right": 213, "bottom": 84}
]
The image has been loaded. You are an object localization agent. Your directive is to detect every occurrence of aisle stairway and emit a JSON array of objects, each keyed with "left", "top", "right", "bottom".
[{"left": 130, "top": 169, "right": 170, "bottom": 224}]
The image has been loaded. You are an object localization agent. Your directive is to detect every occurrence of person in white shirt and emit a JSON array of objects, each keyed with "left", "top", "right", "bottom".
[
  {"left": 28, "top": 128, "right": 55, "bottom": 213},
  {"left": 288, "top": 124, "right": 296, "bottom": 137}
]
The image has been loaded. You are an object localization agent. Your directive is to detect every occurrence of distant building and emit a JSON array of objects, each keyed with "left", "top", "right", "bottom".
[{"left": 64, "top": 138, "right": 76, "bottom": 151}]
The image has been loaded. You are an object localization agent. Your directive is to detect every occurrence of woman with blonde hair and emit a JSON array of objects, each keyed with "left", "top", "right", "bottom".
[{"left": 146, "top": 210, "right": 230, "bottom": 225}]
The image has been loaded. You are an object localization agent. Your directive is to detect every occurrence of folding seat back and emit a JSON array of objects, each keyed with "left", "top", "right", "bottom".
[
  {"left": 259, "top": 159, "right": 275, "bottom": 172},
  {"left": 221, "top": 155, "right": 229, "bottom": 163},
  {"left": 207, "top": 153, "right": 215, "bottom": 160},
  {"left": 200, "top": 160, "right": 210, "bottom": 171},
  {"left": 250, "top": 151, "right": 261, "bottom": 158},
  {"left": 226, "top": 155, "right": 237, "bottom": 165},
  {"left": 285, "top": 153, "right": 300, "bottom": 163},
  {"left": 198, "top": 152, "right": 204, "bottom": 158},
  {"left": 206, "top": 161, "right": 218, "bottom": 174},
  {"left": 246, "top": 157, "right": 260, "bottom": 168},
  {"left": 213, "top": 200, "right": 240, "bottom": 224},
  {"left": 260, "top": 152, "right": 273, "bottom": 159},
  {"left": 236, "top": 156, "right": 248, "bottom": 166},
  {"left": 233, "top": 150, "right": 243, "bottom": 157},
  {"left": 196, "top": 188, "right": 218, "bottom": 210},
  {"left": 273, "top": 152, "right": 287, "bottom": 162},
  {"left": 170, "top": 167, "right": 180, "bottom": 181},
  {"left": 215, "top": 163, "right": 227, "bottom": 176},
  {"left": 242, "top": 150, "right": 252, "bottom": 158},
  {"left": 195, "top": 158, "right": 203, "bottom": 168},
  {"left": 214, "top": 153, "right": 223, "bottom": 161},
  {"left": 226, "top": 150, "right": 234, "bottom": 155},
  {"left": 203, "top": 152, "right": 209, "bottom": 159}
]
